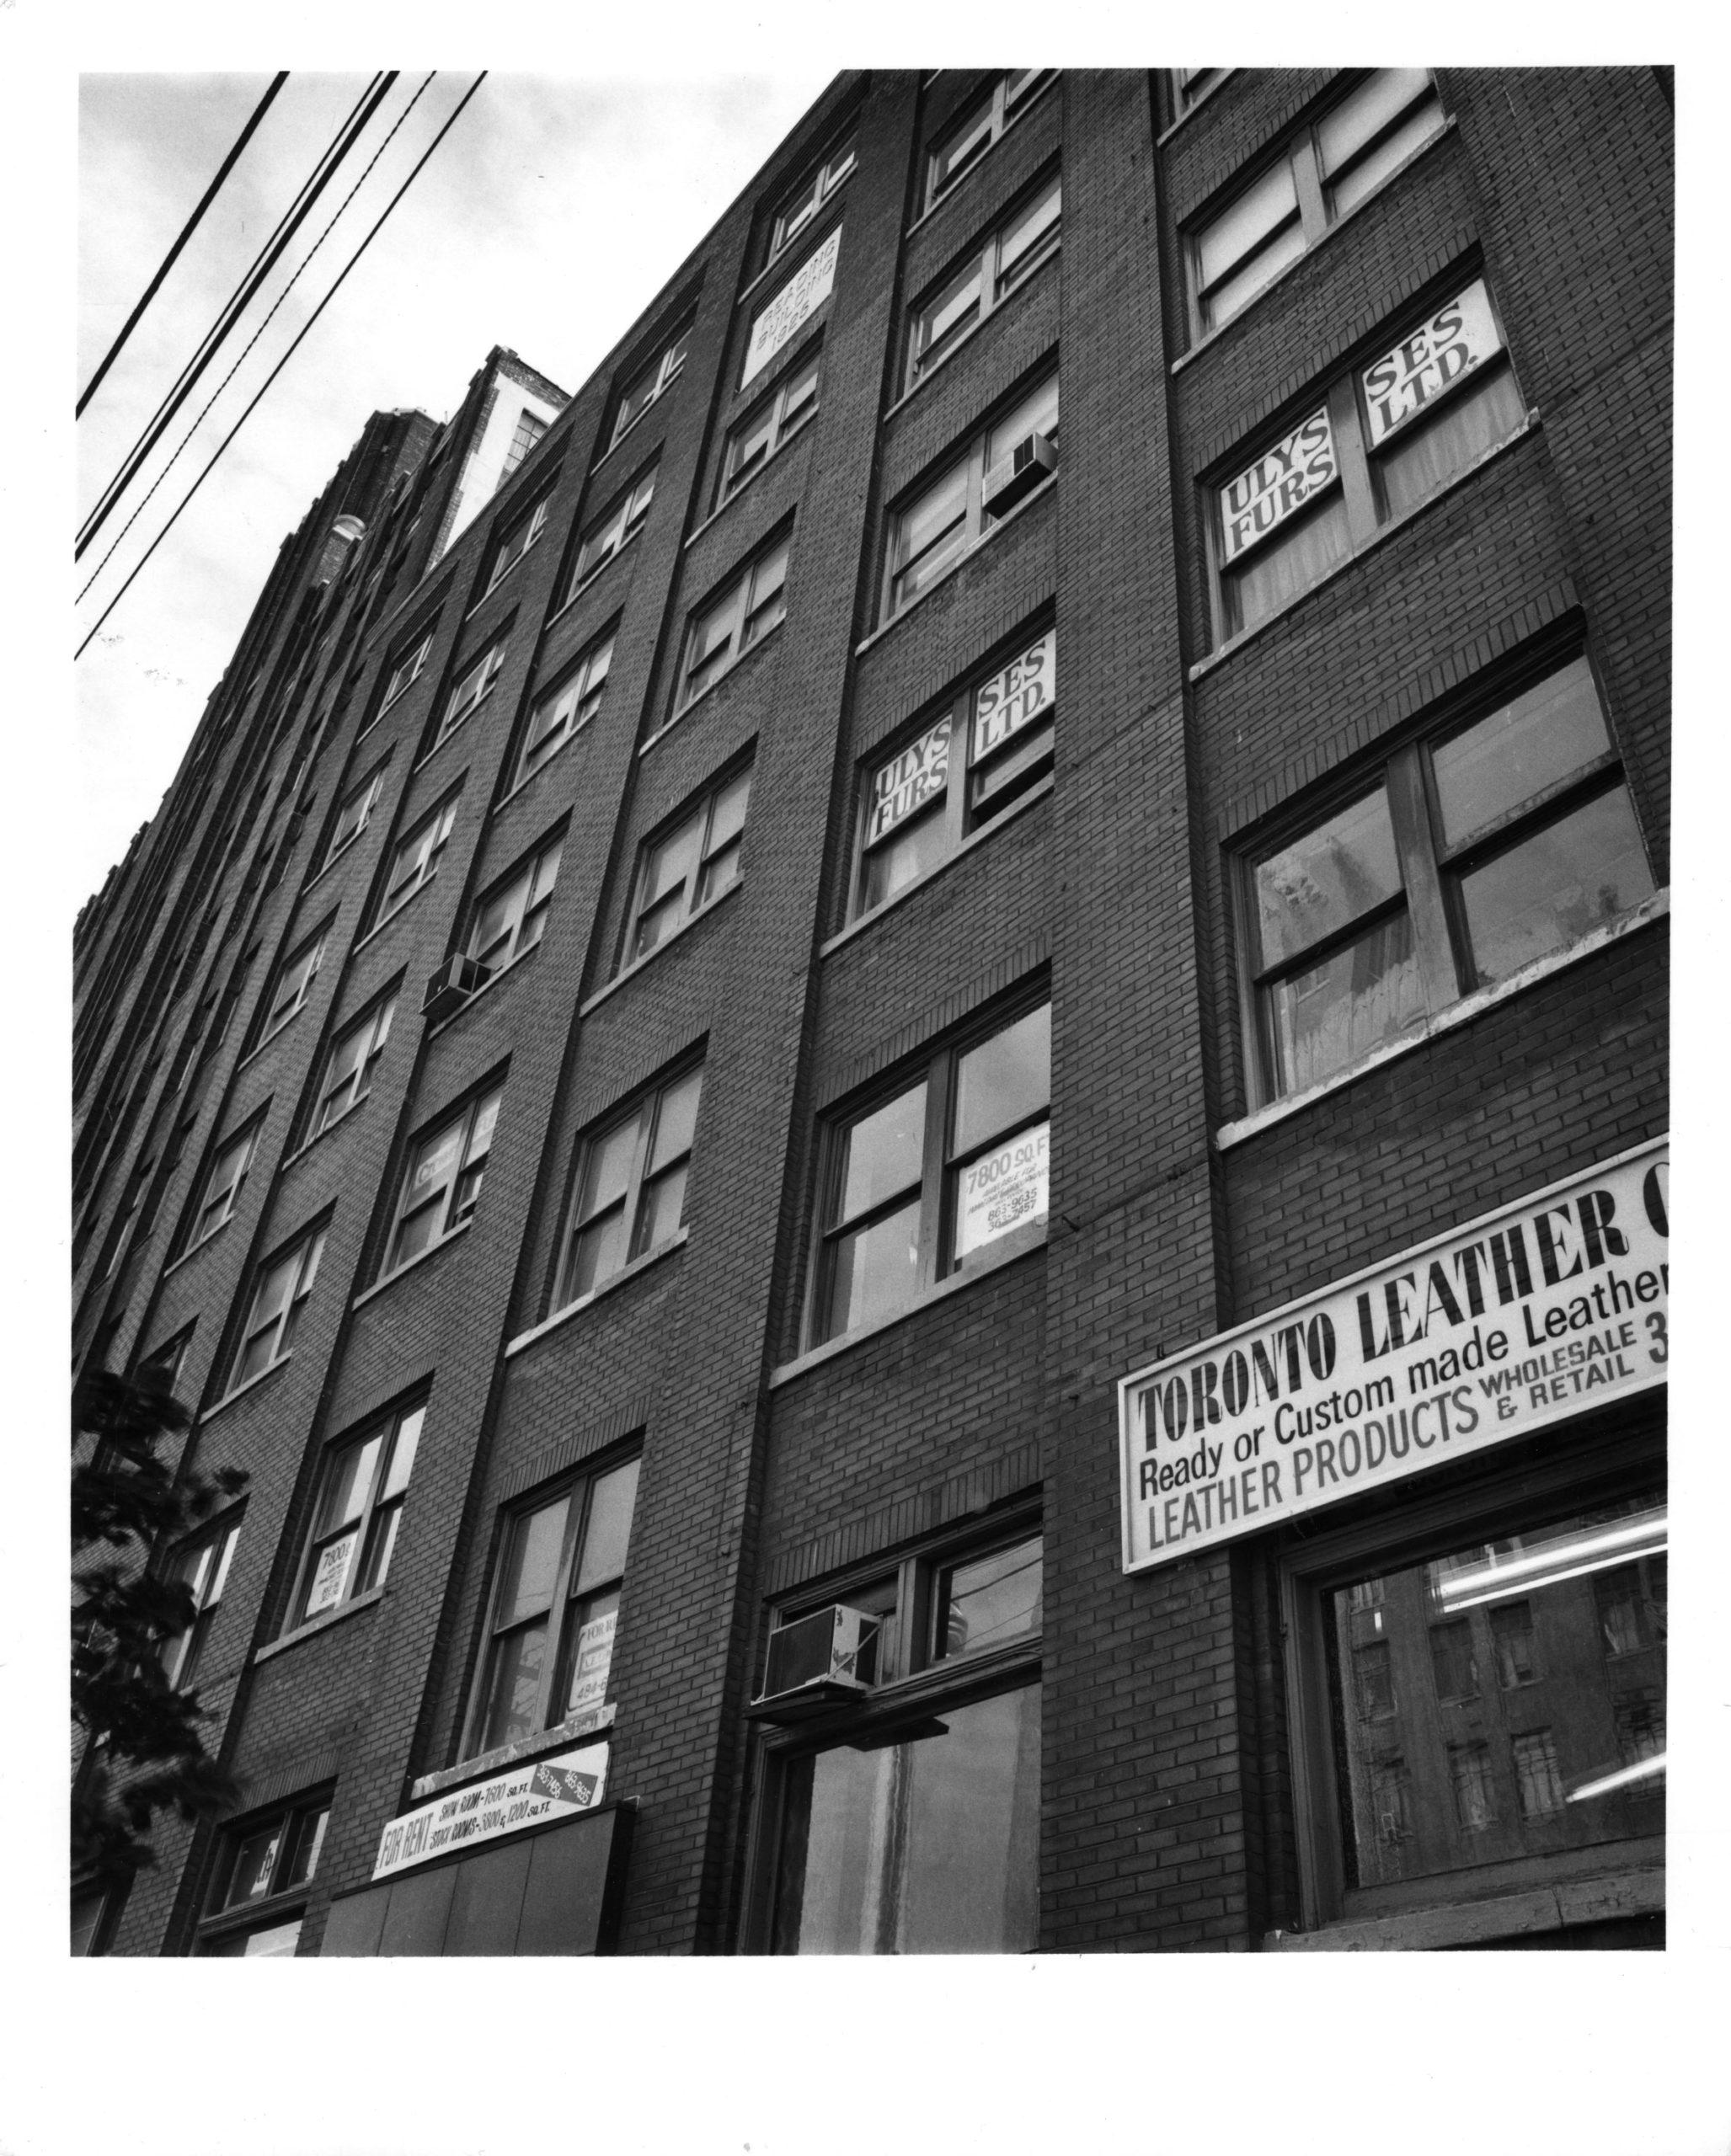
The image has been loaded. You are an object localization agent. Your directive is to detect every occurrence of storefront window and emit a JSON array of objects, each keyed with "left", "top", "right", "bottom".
[
  {"left": 770, "top": 1684, "right": 1041, "bottom": 1953},
  {"left": 1327, "top": 1496, "right": 1665, "bottom": 1895}
]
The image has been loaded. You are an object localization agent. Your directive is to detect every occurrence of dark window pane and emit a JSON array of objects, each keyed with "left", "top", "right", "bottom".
[
  {"left": 1432, "top": 658, "right": 1613, "bottom": 850},
  {"left": 1429, "top": 1620, "right": 1478, "bottom": 1703},
  {"left": 936, "top": 1537, "right": 1043, "bottom": 1659},
  {"left": 1264, "top": 911, "right": 1425, "bottom": 1095},
  {"left": 1457, "top": 785, "right": 1654, "bottom": 985},
  {"left": 827, "top": 1198, "right": 922, "bottom": 1338},
  {"left": 1354, "top": 1641, "right": 1396, "bottom": 1719},
  {"left": 1490, "top": 1600, "right": 1538, "bottom": 1688},
  {"left": 773, "top": 1686, "right": 1041, "bottom": 1952}
]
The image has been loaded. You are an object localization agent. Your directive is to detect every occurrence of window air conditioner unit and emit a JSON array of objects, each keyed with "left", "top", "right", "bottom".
[
  {"left": 981, "top": 430, "right": 1055, "bottom": 516},
  {"left": 421, "top": 953, "right": 489, "bottom": 1023},
  {"left": 745, "top": 1604, "right": 879, "bottom": 1722}
]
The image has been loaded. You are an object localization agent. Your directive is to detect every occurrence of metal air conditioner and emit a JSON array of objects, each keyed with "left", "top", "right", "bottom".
[
  {"left": 981, "top": 430, "right": 1056, "bottom": 516},
  {"left": 421, "top": 953, "right": 489, "bottom": 1023},
  {"left": 745, "top": 1604, "right": 879, "bottom": 1722}
]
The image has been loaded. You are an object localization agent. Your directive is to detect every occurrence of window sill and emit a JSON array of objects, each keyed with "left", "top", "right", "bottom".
[
  {"left": 277, "top": 1093, "right": 370, "bottom": 1175},
  {"left": 1154, "top": 71, "right": 1240, "bottom": 147},
  {"left": 201, "top": 1354, "right": 293, "bottom": 1425},
  {"left": 254, "top": 1586, "right": 385, "bottom": 1665},
  {"left": 1216, "top": 887, "right": 1670, "bottom": 1150},
  {"left": 410, "top": 1703, "right": 617, "bottom": 1802},
  {"left": 855, "top": 472, "right": 1057, "bottom": 659},
  {"left": 579, "top": 879, "right": 744, "bottom": 1017},
  {"left": 425, "top": 940, "right": 539, "bottom": 1040},
  {"left": 543, "top": 531, "right": 645, "bottom": 630},
  {"left": 820, "top": 776, "right": 1052, "bottom": 959},
  {"left": 1190, "top": 409, "right": 1540, "bottom": 680},
  {"left": 492, "top": 714, "right": 596, "bottom": 814},
  {"left": 505, "top": 1230, "right": 690, "bottom": 1359},
  {"left": 412, "top": 702, "right": 494, "bottom": 777},
  {"left": 684, "top": 399, "right": 819, "bottom": 550},
  {"left": 1264, "top": 1862, "right": 1663, "bottom": 1952},
  {"left": 1172, "top": 115, "right": 1459, "bottom": 376},
  {"left": 644, "top": 620, "right": 786, "bottom": 756},
  {"left": 903, "top": 76, "right": 1060, "bottom": 241},
  {"left": 768, "top": 1225, "right": 1045, "bottom": 1390},
  {"left": 735, "top": 179, "right": 857, "bottom": 309},
  {"left": 161, "top": 1217, "right": 232, "bottom": 1280},
  {"left": 351, "top": 1219, "right": 473, "bottom": 1310},
  {"left": 881, "top": 245, "right": 1061, "bottom": 424}
]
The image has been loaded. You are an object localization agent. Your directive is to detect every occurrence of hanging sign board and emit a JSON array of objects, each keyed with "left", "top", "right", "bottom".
[
  {"left": 743, "top": 228, "right": 841, "bottom": 387},
  {"left": 1218, "top": 405, "right": 1337, "bottom": 567},
  {"left": 972, "top": 630, "right": 1055, "bottom": 762},
  {"left": 1361, "top": 278, "right": 1504, "bottom": 447},
  {"left": 371, "top": 1741, "right": 609, "bottom": 1881},
  {"left": 1119, "top": 1139, "right": 1668, "bottom": 1573}
]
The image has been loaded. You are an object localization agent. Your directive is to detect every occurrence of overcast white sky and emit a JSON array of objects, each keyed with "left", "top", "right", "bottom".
[{"left": 75, "top": 69, "right": 835, "bottom": 904}]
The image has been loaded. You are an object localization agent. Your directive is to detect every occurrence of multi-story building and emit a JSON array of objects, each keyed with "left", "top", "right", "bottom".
[{"left": 72, "top": 67, "right": 1670, "bottom": 1958}]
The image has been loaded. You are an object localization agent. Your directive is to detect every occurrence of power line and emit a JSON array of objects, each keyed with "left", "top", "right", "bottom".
[
  {"left": 78, "top": 74, "right": 440, "bottom": 607},
  {"left": 76, "top": 74, "right": 489, "bottom": 664},
  {"left": 77, "top": 73, "right": 398, "bottom": 560},
  {"left": 76, "top": 73, "right": 290, "bottom": 420}
]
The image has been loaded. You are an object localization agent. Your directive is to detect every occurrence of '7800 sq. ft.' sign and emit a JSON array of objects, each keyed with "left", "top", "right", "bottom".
[{"left": 1118, "top": 1139, "right": 1668, "bottom": 1572}]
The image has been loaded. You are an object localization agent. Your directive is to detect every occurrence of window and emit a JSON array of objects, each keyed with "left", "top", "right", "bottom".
[
  {"left": 377, "top": 627, "right": 432, "bottom": 716},
  {"left": 309, "top": 991, "right": 396, "bottom": 1137},
  {"left": 761, "top": 1524, "right": 1042, "bottom": 1954},
  {"left": 1211, "top": 276, "right": 1524, "bottom": 643},
  {"left": 184, "top": 1118, "right": 262, "bottom": 1251},
  {"left": 1290, "top": 1485, "right": 1665, "bottom": 1925},
  {"left": 1237, "top": 652, "right": 1654, "bottom": 1103},
  {"left": 885, "top": 373, "right": 1057, "bottom": 618},
  {"left": 384, "top": 1085, "right": 502, "bottom": 1274},
  {"left": 468, "top": 834, "right": 563, "bottom": 974},
  {"left": 323, "top": 765, "right": 385, "bottom": 866},
  {"left": 291, "top": 1400, "right": 425, "bottom": 1625},
  {"left": 718, "top": 350, "right": 820, "bottom": 504},
  {"left": 376, "top": 793, "right": 459, "bottom": 924},
  {"left": 472, "top": 1454, "right": 642, "bottom": 1753},
  {"left": 623, "top": 764, "right": 751, "bottom": 964},
  {"left": 72, "top": 1882, "right": 122, "bottom": 1956},
  {"left": 608, "top": 322, "right": 692, "bottom": 451},
  {"left": 674, "top": 531, "right": 789, "bottom": 712},
  {"left": 515, "top": 631, "right": 613, "bottom": 784},
  {"left": 925, "top": 71, "right": 1055, "bottom": 210},
  {"left": 559, "top": 1063, "right": 703, "bottom": 1305},
  {"left": 430, "top": 636, "right": 505, "bottom": 752},
  {"left": 159, "top": 1518, "right": 241, "bottom": 1691},
  {"left": 906, "top": 173, "right": 1060, "bottom": 390},
  {"left": 499, "top": 408, "right": 548, "bottom": 484},
  {"left": 767, "top": 129, "right": 856, "bottom": 261},
  {"left": 1170, "top": 67, "right": 1226, "bottom": 115},
  {"left": 853, "top": 627, "right": 1054, "bottom": 917},
  {"left": 228, "top": 1223, "right": 326, "bottom": 1389},
  {"left": 480, "top": 481, "right": 557, "bottom": 597},
  {"left": 135, "top": 1324, "right": 195, "bottom": 1397},
  {"left": 257, "top": 926, "right": 329, "bottom": 1044},
  {"left": 809, "top": 999, "right": 1049, "bottom": 1348},
  {"left": 564, "top": 467, "right": 655, "bottom": 599},
  {"left": 1187, "top": 69, "right": 1443, "bottom": 334},
  {"left": 203, "top": 1798, "right": 331, "bottom": 1956}
]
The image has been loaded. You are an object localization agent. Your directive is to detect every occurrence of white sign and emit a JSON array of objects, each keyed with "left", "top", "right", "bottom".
[
  {"left": 972, "top": 630, "right": 1055, "bottom": 763},
  {"left": 1362, "top": 279, "right": 1504, "bottom": 447},
  {"left": 958, "top": 1122, "right": 1050, "bottom": 1257},
  {"left": 565, "top": 1612, "right": 617, "bottom": 1719},
  {"left": 371, "top": 1742, "right": 608, "bottom": 1881},
  {"left": 867, "top": 717, "right": 951, "bottom": 844},
  {"left": 1219, "top": 406, "right": 1338, "bottom": 567},
  {"left": 1119, "top": 1139, "right": 1668, "bottom": 1572},
  {"left": 304, "top": 1531, "right": 356, "bottom": 1618},
  {"left": 743, "top": 229, "right": 841, "bottom": 386}
]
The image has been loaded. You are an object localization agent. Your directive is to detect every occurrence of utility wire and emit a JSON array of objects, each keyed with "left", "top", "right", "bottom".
[
  {"left": 76, "top": 72, "right": 290, "bottom": 419},
  {"left": 77, "top": 73, "right": 397, "bottom": 560},
  {"left": 75, "top": 74, "right": 489, "bottom": 664},
  {"left": 78, "top": 74, "right": 440, "bottom": 606}
]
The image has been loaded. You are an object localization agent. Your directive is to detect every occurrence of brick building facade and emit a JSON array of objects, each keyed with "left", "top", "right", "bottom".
[{"left": 72, "top": 67, "right": 1670, "bottom": 1957}]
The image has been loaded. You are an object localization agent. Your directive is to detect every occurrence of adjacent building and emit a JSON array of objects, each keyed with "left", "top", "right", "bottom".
[{"left": 72, "top": 67, "right": 1670, "bottom": 1956}]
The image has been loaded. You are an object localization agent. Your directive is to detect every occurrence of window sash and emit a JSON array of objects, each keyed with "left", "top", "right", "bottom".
[
  {"left": 611, "top": 330, "right": 691, "bottom": 449},
  {"left": 887, "top": 378, "right": 1057, "bottom": 617},
  {"left": 570, "top": 473, "right": 655, "bottom": 594},
  {"left": 926, "top": 72, "right": 1050, "bottom": 209},
  {"left": 722, "top": 356, "right": 821, "bottom": 499},
  {"left": 313, "top": 995, "right": 394, "bottom": 1134},
  {"left": 381, "top": 799, "right": 457, "bottom": 917},
  {"left": 628, "top": 769, "right": 751, "bottom": 963},
  {"left": 326, "top": 771, "right": 382, "bottom": 862},
  {"left": 435, "top": 643, "right": 505, "bottom": 746},
  {"left": 770, "top": 136, "right": 856, "bottom": 258},
  {"left": 190, "top": 1126, "right": 257, "bottom": 1246},
  {"left": 560, "top": 1068, "right": 703, "bottom": 1307},
  {"left": 471, "top": 840, "right": 563, "bottom": 973},
  {"left": 681, "top": 542, "right": 789, "bottom": 707},
  {"left": 161, "top": 1520, "right": 240, "bottom": 1689},
  {"left": 297, "top": 1404, "right": 424, "bottom": 1622},
  {"left": 233, "top": 1228, "right": 324, "bottom": 1387},
  {"left": 519, "top": 635, "right": 613, "bottom": 781},
  {"left": 261, "top": 935, "right": 325, "bottom": 1038},
  {"left": 387, "top": 1087, "right": 502, "bottom": 1273},
  {"left": 380, "top": 632, "right": 431, "bottom": 711},
  {"left": 484, "top": 493, "right": 553, "bottom": 592}
]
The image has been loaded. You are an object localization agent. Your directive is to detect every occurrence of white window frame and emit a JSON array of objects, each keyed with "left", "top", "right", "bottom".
[
  {"left": 498, "top": 408, "right": 549, "bottom": 486},
  {"left": 622, "top": 760, "right": 752, "bottom": 967},
  {"left": 186, "top": 1119, "right": 263, "bottom": 1251},
  {"left": 468, "top": 834, "right": 564, "bottom": 975},
  {"left": 430, "top": 638, "right": 506, "bottom": 754},
  {"left": 558, "top": 1061, "right": 704, "bottom": 1308},
  {"left": 289, "top": 1398, "right": 426, "bottom": 1628},
  {"left": 309, "top": 991, "right": 397, "bottom": 1138},
  {"left": 377, "top": 628, "right": 433, "bottom": 717},
  {"left": 767, "top": 129, "right": 857, "bottom": 262},
  {"left": 480, "top": 478, "right": 558, "bottom": 600},
  {"left": 673, "top": 532, "right": 791, "bottom": 715},
  {"left": 376, "top": 793, "right": 459, "bottom": 925},
  {"left": 323, "top": 765, "right": 386, "bottom": 867},
  {"left": 257, "top": 926, "right": 329, "bottom": 1046},
  {"left": 717, "top": 350, "right": 822, "bottom": 507},
  {"left": 906, "top": 171, "right": 1061, "bottom": 392},
  {"left": 515, "top": 630, "right": 614, "bottom": 786},
  {"left": 160, "top": 1517, "right": 242, "bottom": 1692},
  {"left": 924, "top": 71, "right": 1055, "bottom": 211},
  {"left": 229, "top": 1224, "right": 327, "bottom": 1390},
  {"left": 608, "top": 323, "right": 693, "bottom": 452},
  {"left": 382, "top": 1084, "right": 503, "bottom": 1276},
  {"left": 565, "top": 467, "right": 656, "bottom": 600}
]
